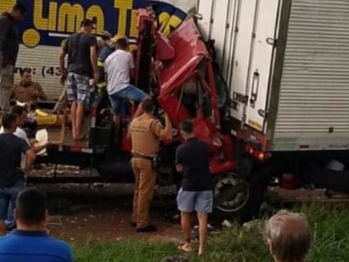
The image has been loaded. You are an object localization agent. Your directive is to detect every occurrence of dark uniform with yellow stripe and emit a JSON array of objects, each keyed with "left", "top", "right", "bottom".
[{"left": 97, "top": 45, "right": 115, "bottom": 90}]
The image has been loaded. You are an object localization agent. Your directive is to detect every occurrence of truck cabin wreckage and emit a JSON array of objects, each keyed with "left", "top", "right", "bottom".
[{"left": 4, "top": 9, "right": 249, "bottom": 219}]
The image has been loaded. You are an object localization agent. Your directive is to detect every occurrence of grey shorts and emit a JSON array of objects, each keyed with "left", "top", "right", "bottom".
[
  {"left": 66, "top": 72, "right": 90, "bottom": 106},
  {"left": 177, "top": 188, "right": 213, "bottom": 213}
]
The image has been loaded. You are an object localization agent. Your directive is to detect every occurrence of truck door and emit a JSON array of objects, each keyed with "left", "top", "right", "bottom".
[
  {"left": 229, "top": 0, "right": 281, "bottom": 132},
  {"left": 243, "top": 0, "right": 281, "bottom": 133},
  {"left": 196, "top": 0, "right": 239, "bottom": 79}
]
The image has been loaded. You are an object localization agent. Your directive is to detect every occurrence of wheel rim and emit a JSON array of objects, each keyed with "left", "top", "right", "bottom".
[{"left": 214, "top": 173, "right": 250, "bottom": 213}]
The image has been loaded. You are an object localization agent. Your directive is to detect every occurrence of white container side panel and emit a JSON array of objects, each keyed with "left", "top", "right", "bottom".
[
  {"left": 15, "top": 45, "right": 63, "bottom": 99},
  {"left": 221, "top": 0, "right": 239, "bottom": 81},
  {"left": 209, "top": 0, "right": 230, "bottom": 70},
  {"left": 244, "top": 0, "right": 280, "bottom": 132},
  {"left": 273, "top": 0, "right": 349, "bottom": 150},
  {"left": 196, "top": 0, "right": 214, "bottom": 41},
  {"left": 229, "top": 0, "right": 257, "bottom": 121}
]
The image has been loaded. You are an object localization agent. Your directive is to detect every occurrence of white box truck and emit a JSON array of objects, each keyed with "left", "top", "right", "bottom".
[
  {"left": 199, "top": 0, "right": 349, "bottom": 151},
  {"left": 196, "top": 0, "right": 349, "bottom": 218}
]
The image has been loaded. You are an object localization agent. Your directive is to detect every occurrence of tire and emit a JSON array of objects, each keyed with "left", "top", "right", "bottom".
[{"left": 213, "top": 173, "right": 265, "bottom": 223}]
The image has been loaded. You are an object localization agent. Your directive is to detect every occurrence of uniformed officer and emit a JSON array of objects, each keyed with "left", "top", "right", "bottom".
[{"left": 129, "top": 98, "right": 172, "bottom": 232}]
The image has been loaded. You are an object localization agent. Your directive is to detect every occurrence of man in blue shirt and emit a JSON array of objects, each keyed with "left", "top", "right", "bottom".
[{"left": 0, "top": 188, "right": 73, "bottom": 262}]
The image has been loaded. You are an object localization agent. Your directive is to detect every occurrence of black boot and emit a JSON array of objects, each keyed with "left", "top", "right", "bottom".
[{"left": 136, "top": 224, "right": 157, "bottom": 233}]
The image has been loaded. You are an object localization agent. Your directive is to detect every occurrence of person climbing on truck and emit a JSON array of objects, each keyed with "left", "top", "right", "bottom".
[
  {"left": 59, "top": 19, "right": 98, "bottom": 141},
  {"left": 105, "top": 37, "right": 148, "bottom": 138}
]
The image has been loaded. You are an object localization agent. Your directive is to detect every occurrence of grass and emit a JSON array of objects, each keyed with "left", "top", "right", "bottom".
[{"left": 73, "top": 204, "right": 349, "bottom": 262}]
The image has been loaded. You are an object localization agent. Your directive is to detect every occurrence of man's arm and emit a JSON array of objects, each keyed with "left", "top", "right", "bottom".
[
  {"left": 0, "top": 18, "right": 10, "bottom": 67},
  {"left": 90, "top": 37, "right": 99, "bottom": 84},
  {"left": 36, "top": 83, "right": 47, "bottom": 100},
  {"left": 150, "top": 114, "right": 173, "bottom": 140},
  {"left": 175, "top": 146, "right": 183, "bottom": 172},
  {"left": 129, "top": 53, "right": 135, "bottom": 80},
  {"left": 32, "top": 142, "right": 51, "bottom": 154},
  {"left": 10, "top": 85, "right": 16, "bottom": 100},
  {"left": 59, "top": 50, "right": 66, "bottom": 85},
  {"left": 104, "top": 58, "right": 108, "bottom": 85},
  {"left": 20, "top": 140, "right": 36, "bottom": 173},
  {"left": 24, "top": 149, "right": 36, "bottom": 173}
]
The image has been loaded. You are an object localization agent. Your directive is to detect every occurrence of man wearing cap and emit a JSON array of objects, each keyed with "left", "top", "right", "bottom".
[
  {"left": 54, "top": 31, "right": 110, "bottom": 113},
  {"left": 59, "top": 19, "right": 98, "bottom": 140}
]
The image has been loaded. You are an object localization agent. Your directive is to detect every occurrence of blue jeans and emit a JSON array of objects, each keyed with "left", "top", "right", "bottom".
[
  {"left": 0, "top": 180, "right": 25, "bottom": 227},
  {"left": 109, "top": 85, "right": 147, "bottom": 117}
]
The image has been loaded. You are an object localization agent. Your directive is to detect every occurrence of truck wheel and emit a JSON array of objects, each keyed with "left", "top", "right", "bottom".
[{"left": 213, "top": 173, "right": 265, "bottom": 222}]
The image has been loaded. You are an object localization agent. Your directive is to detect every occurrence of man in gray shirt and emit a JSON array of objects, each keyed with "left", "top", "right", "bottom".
[
  {"left": 59, "top": 19, "right": 98, "bottom": 140},
  {"left": 0, "top": 4, "right": 27, "bottom": 112}
]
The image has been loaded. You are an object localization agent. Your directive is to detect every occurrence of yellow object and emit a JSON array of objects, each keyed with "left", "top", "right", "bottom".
[
  {"left": 33, "top": 109, "right": 72, "bottom": 127},
  {"left": 35, "top": 109, "right": 49, "bottom": 117}
]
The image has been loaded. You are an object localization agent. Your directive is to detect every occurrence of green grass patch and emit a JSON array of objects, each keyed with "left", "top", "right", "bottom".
[{"left": 73, "top": 204, "right": 349, "bottom": 262}]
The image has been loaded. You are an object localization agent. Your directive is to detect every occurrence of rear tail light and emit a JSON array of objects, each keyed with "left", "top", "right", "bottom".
[{"left": 244, "top": 144, "right": 271, "bottom": 161}]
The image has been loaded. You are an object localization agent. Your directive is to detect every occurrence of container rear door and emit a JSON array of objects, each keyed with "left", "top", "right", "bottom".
[
  {"left": 243, "top": 0, "right": 281, "bottom": 132},
  {"left": 228, "top": 0, "right": 257, "bottom": 122},
  {"left": 196, "top": 0, "right": 215, "bottom": 42},
  {"left": 270, "top": 0, "right": 349, "bottom": 151},
  {"left": 228, "top": 0, "right": 280, "bottom": 127},
  {"left": 196, "top": 0, "right": 239, "bottom": 78}
]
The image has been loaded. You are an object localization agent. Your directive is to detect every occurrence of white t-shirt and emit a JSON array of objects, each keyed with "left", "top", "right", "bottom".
[
  {"left": 105, "top": 49, "right": 135, "bottom": 95},
  {"left": 0, "top": 127, "right": 30, "bottom": 168}
]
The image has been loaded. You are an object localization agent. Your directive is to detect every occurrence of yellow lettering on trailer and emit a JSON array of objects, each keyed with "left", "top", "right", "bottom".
[
  {"left": 158, "top": 12, "right": 183, "bottom": 36},
  {"left": 86, "top": 6, "right": 104, "bottom": 33},
  {"left": 114, "top": 0, "right": 133, "bottom": 36},
  {"left": 57, "top": 3, "right": 84, "bottom": 32},
  {"left": 26, "top": 0, "right": 107, "bottom": 48},
  {"left": 0, "top": 0, "right": 16, "bottom": 14}
]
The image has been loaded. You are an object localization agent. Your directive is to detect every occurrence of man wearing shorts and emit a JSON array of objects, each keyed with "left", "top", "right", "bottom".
[
  {"left": 105, "top": 38, "right": 147, "bottom": 136},
  {"left": 176, "top": 119, "right": 213, "bottom": 256},
  {"left": 59, "top": 19, "right": 98, "bottom": 140}
]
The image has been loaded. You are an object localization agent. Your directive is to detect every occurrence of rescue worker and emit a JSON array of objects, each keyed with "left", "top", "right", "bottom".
[
  {"left": 89, "top": 31, "right": 113, "bottom": 109},
  {"left": 129, "top": 98, "right": 172, "bottom": 232},
  {"left": 93, "top": 33, "right": 120, "bottom": 109},
  {"left": 96, "top": 34, "right": 121, "bottom": 91}
]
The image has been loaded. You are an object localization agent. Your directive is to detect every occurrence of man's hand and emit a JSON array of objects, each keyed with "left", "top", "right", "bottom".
[
  {"left": 60, "top": 72, "right": 67, "bottom": 85},
  {"left": 93, "top": 72, "right": 99, "bottom": 85},
  {"left": 176, "top": 164, "right": 183, "bottom": 173},
  {"left": 20, "top": 167, "right": 31, "bottom": 175}
]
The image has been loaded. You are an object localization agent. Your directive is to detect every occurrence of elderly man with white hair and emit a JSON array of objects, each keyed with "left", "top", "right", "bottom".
[{"left": 265, "top": 210, "right": 311, "bottom": 262}]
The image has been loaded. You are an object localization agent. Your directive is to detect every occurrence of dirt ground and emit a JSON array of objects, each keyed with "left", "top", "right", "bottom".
[
  {"left": 42, "top": 184, "right": 184, "bottom": 243},
  {"left": 30, "top": 165, "right": 349, "bottom": 243}
]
